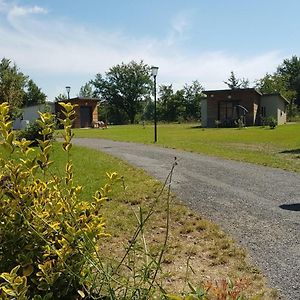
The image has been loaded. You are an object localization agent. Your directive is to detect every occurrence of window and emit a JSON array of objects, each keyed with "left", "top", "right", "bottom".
[{"left": 218, "top": 101, "right": 240, "bottom": 120}]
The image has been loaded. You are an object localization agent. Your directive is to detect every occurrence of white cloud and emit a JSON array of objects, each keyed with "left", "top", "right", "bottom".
[
  {"left": 148, "top": 50, "right": 284, "bottom": 91},
  {"left": 0, "top": 1, "right": 47, "bottom": 18},
  {"left": 9, "top": 5, "right": 47, "bottom": 17},
  {"left": 0, "top": 2, "right": 287, "bottom": 99}
]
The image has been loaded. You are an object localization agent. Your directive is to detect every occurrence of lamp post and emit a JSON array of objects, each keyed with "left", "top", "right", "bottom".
[
  {"left": 65, "top": 86, "right": 71, "bottom": 100},
  {"left": 151, "top": 66, "right": 159, "bottom": 143}
]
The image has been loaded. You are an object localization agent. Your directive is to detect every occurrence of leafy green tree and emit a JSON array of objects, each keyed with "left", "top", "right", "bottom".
[
  {"left": 23, "top": 79, "right": 46, "bottom": 107},
  {"left": 79, "top": 82, "right": 94, "bottom": 97},
  {"left": 91, "top": 61, "right": 152, "bottom": 124},
  {"left": 256, "top": 72, "right": 298, "bottom": 119},
  {"left": 277, "top": 56, "right": 300, "bottom": 106},
  {"left": 158, "top": 84, "right": 185, "bottom": 122},
  {"left": 157, "top": 81, "right": 204, "bottom": 122},
  {"left": 183, "top": 80, "right": 204, "bottom": 120},
  {"left": 142, "top": 99, "right": 155, "bottom": 121},
  {"left": 255, "top": 73, "right": 295, "bottom": 100},
  {"left": 0, "top": 58, "right": 27, "bottom": 115},
  {"left": 0, "top": 58, "right": 47, "bottom": 118},
  {"left": 224, "top": 71, "right": 249, "bottom": 89}
]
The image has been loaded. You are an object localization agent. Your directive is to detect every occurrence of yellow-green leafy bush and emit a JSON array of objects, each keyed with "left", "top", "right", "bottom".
[{"left": 0, "top": 102, "right": 112, "bottom": 299}]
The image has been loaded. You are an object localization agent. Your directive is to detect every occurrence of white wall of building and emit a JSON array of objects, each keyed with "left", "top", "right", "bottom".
[
  {"left": 13, "top": 102, "right": 55, "bottom": 130},
  {"left": 261, "top": 95, "right": 287, "bottom": 125}
]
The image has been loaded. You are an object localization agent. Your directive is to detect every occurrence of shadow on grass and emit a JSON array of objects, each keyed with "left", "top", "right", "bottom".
[
  {"left": 188, "top": 125, "right": 203, "bottom": 129},
  {"left": 280, "top": 149, "right": 300, "bottom": 154},
  {"left": 279, "top": 203, "right": 300, "bottom": 211}
]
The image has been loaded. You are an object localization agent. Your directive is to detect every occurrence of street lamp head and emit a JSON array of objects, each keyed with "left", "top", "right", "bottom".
[
  {"left": 65, "top": 86, "right": 71, "bottom": 93},
  {"left": 151, "top": 66, "right": 159, "bottom": 77}
]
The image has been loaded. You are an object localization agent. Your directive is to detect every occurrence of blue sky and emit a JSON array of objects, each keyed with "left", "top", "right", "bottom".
[{"left": 0, "top": 0, "right": 299, "bottom": 100}]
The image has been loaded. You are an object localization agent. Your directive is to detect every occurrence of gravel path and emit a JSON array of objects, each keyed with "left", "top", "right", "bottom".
[{"left": 72, "top": 138, "right": 300, "bottom": 299}]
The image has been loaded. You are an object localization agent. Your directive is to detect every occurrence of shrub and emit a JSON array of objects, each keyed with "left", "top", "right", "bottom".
[
  {"left": 266, "top": 117, "right": 277, "bottom": 129},
  {"left": 17, "top": 119, "right": 54, "bottom": 146},
  {"left": 234, "top": 118, "right": 245, "bottom": 129},
  {"left": 0, "top": 102, "right": 113, "bottom": 298},
  {"left": 215, "top": 120, "right": 221, "bottom": 128}
]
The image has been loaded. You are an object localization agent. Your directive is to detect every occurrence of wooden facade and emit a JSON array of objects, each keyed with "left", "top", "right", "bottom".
[{"left": 55, "top": 97, "right": 99, "bottom": 128}]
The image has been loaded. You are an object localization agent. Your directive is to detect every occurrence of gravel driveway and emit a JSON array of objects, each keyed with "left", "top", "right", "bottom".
[{"left": 72, "top": 138, "right": 300, "bottom": 299}]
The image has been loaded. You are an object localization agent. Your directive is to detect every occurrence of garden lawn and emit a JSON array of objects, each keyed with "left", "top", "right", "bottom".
[
  {"left": 48, "top": 142, "right": 276, "bottom": 298},
  {"left": 65, "top": 123, "right": 300, "bottom": 172}
]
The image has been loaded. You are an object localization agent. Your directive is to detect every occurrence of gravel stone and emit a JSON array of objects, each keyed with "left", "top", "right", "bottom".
[{"left": 72, "top": 138, "right": 300, "bottom": 300}]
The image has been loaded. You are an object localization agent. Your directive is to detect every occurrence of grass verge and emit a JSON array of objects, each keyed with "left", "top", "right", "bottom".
[
  {"left": 63, "top": 123, "right": 300, "bottom": 172},
  {"left": 49, "top": 142, "right": 277, "bottom": 299}
]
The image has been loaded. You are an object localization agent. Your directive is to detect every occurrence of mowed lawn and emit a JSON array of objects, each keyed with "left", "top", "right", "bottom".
[
  {"left": 67, "top": 123, "right": 300, "bottom": 172},
  {"left": 48, "top": 143, "right": 275, "bottom": 298}
]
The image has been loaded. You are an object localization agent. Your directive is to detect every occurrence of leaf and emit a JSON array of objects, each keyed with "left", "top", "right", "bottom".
[
  {"left": 10, "top": 265, "right": 20, "bottom": 276},
  {"left": 43, "top": 292, "right": 54, "bottom": 300},
  {"left": 37, "top": 281, "right": 49, "bottom": 291},
  {"left": 0, "top": 272, "right": 13, "bottom": 284},
  {"left": 1, "top": 286, "right": 17, "bottom": 297},
  {"left": 23, "top": 264, "right": 34, "bottom": 277},
  {"left": 77, "top": 290, "right": 85, "bottom": 298}
]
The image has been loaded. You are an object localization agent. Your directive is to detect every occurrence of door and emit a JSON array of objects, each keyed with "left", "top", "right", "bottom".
[
  {"left": 80, "top": 106, "right": 92, "bottom": 127},
  {"left": 218, "top": 101, "right": 239, "bottom": 126}
]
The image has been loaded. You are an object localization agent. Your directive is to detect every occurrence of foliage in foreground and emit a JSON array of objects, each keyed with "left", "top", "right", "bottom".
[{"left": 0, "top": 102, "right": 253, "bottom": 299}]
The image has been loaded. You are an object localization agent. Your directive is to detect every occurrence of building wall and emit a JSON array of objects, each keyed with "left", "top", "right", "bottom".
[
  {"left": 56, "top": 99, "right": 98, "bottom": 128},
  {"left": 13, "top": 103, "right": 55, "bottom": 130},
  {"left": 201, "top": 98, "right": 207, "bottom": 127},
  {"left": 260, "top": 95, "right": 287, "bottom": 125},
  {"left": 204, "top": 89, "right": 261, "bottom": 127}
]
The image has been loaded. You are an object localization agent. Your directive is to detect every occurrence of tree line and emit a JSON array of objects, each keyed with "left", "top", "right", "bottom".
[{"left": 1, "top": 56, "right": 300, "bottom": 123}]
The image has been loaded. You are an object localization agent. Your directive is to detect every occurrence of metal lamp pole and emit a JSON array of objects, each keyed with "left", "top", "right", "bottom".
[
  {"left": 66, "top": 86, "right": 71, "bottom": 100},
  {"left": 151, "top": 66, "right": 159, "bottom": 143}
]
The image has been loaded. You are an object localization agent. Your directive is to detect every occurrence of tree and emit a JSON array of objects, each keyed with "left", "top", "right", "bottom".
[
  {"left": 54, "top": 93, "right": 67, "bottom": 102},
  {"left": 256, "top": 72, "right": 298, "bottom": 119},
  {"left": 277, "top": 56, "right": 300, "bottom": 106},
  {"left": 0, "top": 58, "right": 27, "bottom": 114},
  {"left": 23, "top": 79, "right": 46, "bottom": 107},
  {"left": 240, "top": 78, "right": 250, "bottom": 88},
  {"left": 0, "top": 58, "right": 47, "bottom": 118},
  {"left": 157, "top": 84, "right": 185, "bottom": 122},
  {"left": 155, "top": 81, "right": 204, "bottom": 123},
  {"left": 224, "top": 71, "right": 249, "bottom": 89},
  {"left": 79, "top": 82, "right": 94, "bottom": 98},
  {"left": 183, "top": 80, "right": 204, "bottom": 120},
  {"left": 255, "top": 73, "right": 295, "bottom": 99},
  {"left": 91, "top": 61, "right": 152, "bottom": 124}
]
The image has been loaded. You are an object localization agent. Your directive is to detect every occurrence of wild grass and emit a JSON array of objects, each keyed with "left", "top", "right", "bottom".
[
  {"left": 48, "top": 142, "right": 276, "bottom": 298},
  {"left": 64, "top": 123, "right": 300, "bottom": 172}
]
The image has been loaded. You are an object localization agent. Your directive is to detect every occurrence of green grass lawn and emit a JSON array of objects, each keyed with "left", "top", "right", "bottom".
[
  {"left": 0, "top": 140, "right": 276, "bottom": 297},
  {"left": 47, "top": 142, "right": 275, "bottom": 298},
  {"left": 64, "top": 123, "right": 300, "bottom": 172}
]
